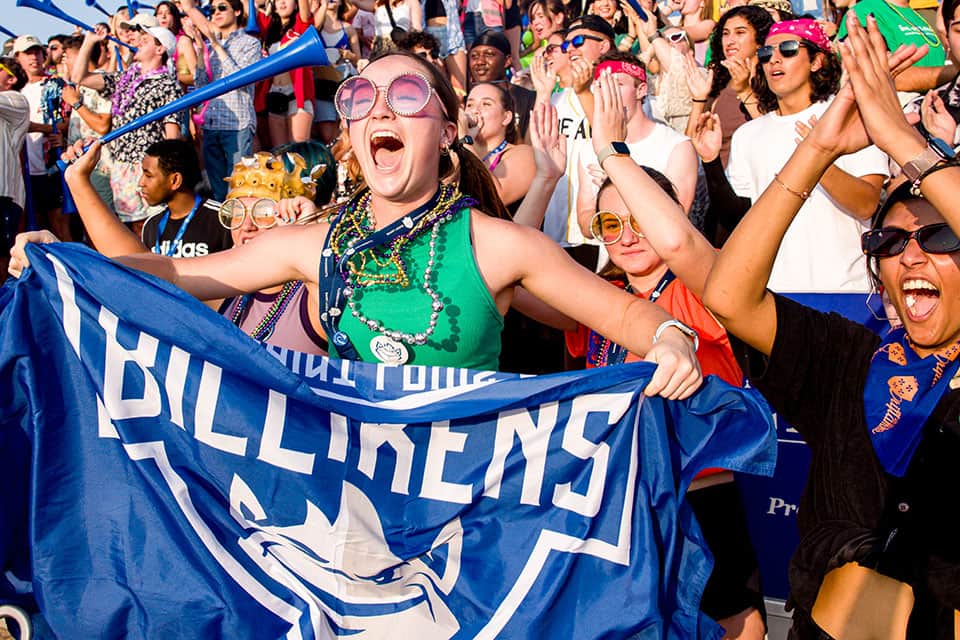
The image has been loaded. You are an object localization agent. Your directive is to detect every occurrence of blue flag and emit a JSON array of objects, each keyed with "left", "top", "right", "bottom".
[{"left": 0, "top": 244, "right": 776, "bottom": 639}]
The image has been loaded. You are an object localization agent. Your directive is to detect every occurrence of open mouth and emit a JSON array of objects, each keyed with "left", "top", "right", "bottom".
[
  {"left": 769, "top": 70, "right": 785, "bottom": 78},
  {"left": 902, "top": 278, "right": 940, "bottom": 322},
  {"left": 370, "top": 130, "right": 404, "bottom": 171}
]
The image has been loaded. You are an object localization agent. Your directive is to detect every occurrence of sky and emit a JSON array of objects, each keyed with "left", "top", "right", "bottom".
[{"left": 2, "top": 0, "right": 137, "bottom": 42}]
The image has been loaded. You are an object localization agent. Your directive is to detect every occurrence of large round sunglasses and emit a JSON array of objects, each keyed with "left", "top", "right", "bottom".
[
  {"left": 218, "top": 198, "right": 280, "bottom": 230},
  {"left": 590, "top": 210, "right": 645, "bottom": 245},
  {"left": 335, "top": 72, "right": 443, "bottom": 121},
  {"left": 757, "top": 39, "right": 810, "bottom": 64},
  {"left": 861, "top": 223, "right": 960, "bottom": 257}
]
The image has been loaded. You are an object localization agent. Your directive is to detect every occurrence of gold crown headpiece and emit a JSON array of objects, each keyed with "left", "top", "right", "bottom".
[{"left": 224, "top": 152, "right": 322, "bottom": 202}]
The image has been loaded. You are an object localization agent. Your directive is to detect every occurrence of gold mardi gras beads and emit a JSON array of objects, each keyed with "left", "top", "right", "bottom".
[{"left": 223, "top": 152, "right": 322, "bottom": 202}]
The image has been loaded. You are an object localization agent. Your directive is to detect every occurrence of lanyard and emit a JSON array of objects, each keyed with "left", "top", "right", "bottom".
[
  {"left": 154, "top": 194, "right": 202, "bottom": 257},
  {"left": 482, "top": 139, "right": 508, "bottom": 165},
  {"left": 319, "top": 188, "right": 445, "bottom": 360},
  {"left": 606, "top": 270, "right": 676, "bottom": 366}
]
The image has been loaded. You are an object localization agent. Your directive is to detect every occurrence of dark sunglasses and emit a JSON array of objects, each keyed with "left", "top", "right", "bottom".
[
  {"left": 861, "top": 223, "right": 960, "bottom": 258},
  {"left": 544, "top": 43, "right": 562, "bottom": 55},
  {"left": 561, "top": 34, "right": 605, "bottom": 53},
  {"left": 211, "top": 3, "right": 232, "bottom": 13},
  {"left": 417, "top": 47, "right": 440, "bottom": 61},
  {"left": 757, "top": 39, "right": 809, "bottom": 64}
]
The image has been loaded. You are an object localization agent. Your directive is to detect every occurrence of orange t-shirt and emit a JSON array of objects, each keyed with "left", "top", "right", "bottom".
[
  {"left": 566, "top": 277, "right": 744, "bottom": 480},
  {"left": 567, "top": 277, "right": 743, "bottom": 385}
]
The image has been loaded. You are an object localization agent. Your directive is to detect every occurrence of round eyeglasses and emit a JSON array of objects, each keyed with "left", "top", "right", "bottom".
[
  {"left": 218, "top": 198, "right": 280, "bottom": 230},
  {"left": 335, "top": 72, "right": 445, "bottom": 121},
  {"left": 590, "top": 210, "right": 645, "bottom": 245}
]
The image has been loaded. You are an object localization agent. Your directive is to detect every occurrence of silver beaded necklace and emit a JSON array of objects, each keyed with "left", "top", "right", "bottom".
[{"left": 342, "top": 207, "right": 454, "bottom": 347}]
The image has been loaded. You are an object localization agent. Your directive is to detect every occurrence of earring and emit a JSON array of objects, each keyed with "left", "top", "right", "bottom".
[{"left": 440, "top": 143, "right": 451, "bottom": 156}]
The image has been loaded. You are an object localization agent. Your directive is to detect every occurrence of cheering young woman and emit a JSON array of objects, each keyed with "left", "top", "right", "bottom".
[
  {"left": 702, "top": 15, "right": 960, "bottom": 638},
  {"left": 12, "top": 51, "right": 701, "bottom": 397}
]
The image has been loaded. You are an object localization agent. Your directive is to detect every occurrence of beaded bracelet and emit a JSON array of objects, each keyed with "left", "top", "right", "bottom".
[{"left": 773, "top": 173, "right": 810, "bottom": 200}]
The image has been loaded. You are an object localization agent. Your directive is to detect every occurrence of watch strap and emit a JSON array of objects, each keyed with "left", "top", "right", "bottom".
[
  {"left": 597, "top": 142, "right": 629, "bottom": 168},
  {"left": 71, "top": 99, "right": 84, "bottom": 111},
  {"left": 901, "top": 146, "right": 941, "bottom": 183},
  {"left": 653, "top": 319, "right": 699, "bottom": 352}
]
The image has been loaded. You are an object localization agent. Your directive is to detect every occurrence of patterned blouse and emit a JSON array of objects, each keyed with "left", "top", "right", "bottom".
[{"left": 99, "top": 66, "right": 183, "bottom": 165}]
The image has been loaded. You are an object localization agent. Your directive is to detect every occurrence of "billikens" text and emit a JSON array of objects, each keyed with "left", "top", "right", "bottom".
[{"left": 59, "top": 279, "right": 631, "bottom": 520}]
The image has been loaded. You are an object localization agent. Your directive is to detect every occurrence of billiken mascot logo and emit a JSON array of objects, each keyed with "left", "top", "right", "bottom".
[{"left": 229, "top": 475, "right": 463, "bottom": 638}]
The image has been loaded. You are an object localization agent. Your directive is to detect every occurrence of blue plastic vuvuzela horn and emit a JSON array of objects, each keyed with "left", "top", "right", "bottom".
[
  {"left": 16, "top": 0, "right": 137, "bottom": 50},
  {"left": 59, "top": 26, "right": 329, "bottom": 169},
  {"left": 84, "top": 0, "right": 113, "bottom": 18},
  {"left": 245, "top": 0, "right": 259, "bottom": 34},
  {"left": 0, "top": 25, "right": 16, "bottom": 38}
]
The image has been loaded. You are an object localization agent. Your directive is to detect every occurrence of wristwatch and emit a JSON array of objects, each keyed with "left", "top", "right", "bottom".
[
  {"left": 653, "top": 319, "right": 699, "bottom": 352},
  {"left": 597, "top": 141, "right": 630, "bottom": 169},
  {"left": 901, "top": 137, "right": 956, "bottom": 184},
  {"left": 71, "top": 99, "right": 83, "bottom": 111}
]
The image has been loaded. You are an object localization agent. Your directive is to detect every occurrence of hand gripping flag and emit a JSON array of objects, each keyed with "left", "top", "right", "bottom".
[{"left": 0, "top": 244, "right": 776, "bottom": 640}]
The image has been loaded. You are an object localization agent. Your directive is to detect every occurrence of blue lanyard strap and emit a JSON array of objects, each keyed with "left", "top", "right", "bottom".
[
  {"left": 606, "top": 270, "right": 676, "bottom": 366},
  {"left": 482, "top": 139, "right": 508, "bottom": 164},
  {"left": 318, "top": 187, "right": 446, "bottom": 361},
  {"left": 154, "top": 194, "right": 203, "bottom": 257}
]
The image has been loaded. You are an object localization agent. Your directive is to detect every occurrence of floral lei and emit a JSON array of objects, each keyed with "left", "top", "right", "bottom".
[{"left": 111, "top": 64, "right": 169, "bottom": 117}]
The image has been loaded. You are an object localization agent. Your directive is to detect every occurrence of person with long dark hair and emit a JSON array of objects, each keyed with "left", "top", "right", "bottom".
[
  {"left": 154, "top": 0, "right": 198, "bottom": 87},
  {"left": 683, "top": 5, "right": 772, "bottom": 165},
  {"left": 701, "top": 16, "right": 960, "bottom": 637}
]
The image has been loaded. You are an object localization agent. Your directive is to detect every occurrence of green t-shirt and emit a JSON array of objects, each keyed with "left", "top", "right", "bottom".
[
  {"left": 836, "top": 0, "right": 945, "bottom": 67},
  {"left": 330, "top": 206, "right": 504, "bottom": 370}
]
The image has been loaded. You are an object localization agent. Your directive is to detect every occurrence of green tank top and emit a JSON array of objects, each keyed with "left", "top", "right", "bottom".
[{"left": 329, "top": 206, "right": 504, "bottom": 370}]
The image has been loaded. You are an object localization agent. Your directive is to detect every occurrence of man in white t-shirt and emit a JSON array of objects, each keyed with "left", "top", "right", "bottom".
[
  {"left": 576, "top": 51, "right": 699, "bottom": 234},
  {"left": 726, "top": 19, "right": 887, "bottom": 292},
  {"left": 0, "top": 56, "right": 30, "bottom": 279},
  {"left": 538, "top": 15, "right": 615, "bottom": 253}
]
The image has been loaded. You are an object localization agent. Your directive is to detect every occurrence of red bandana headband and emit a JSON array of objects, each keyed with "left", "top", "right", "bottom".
[
  {"left": 594, "top": 60, "right": 647, "bottom": 83},
  {"left": 766, "top": 18, "right": 832, "bottom": 52}
]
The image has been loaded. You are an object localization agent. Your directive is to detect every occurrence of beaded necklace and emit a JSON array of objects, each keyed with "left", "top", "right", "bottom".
[
  {"left": 590, "top": 272, "right": 676, "bottom": 367},
  {"left": 111, "top": 64, "right": 169, "bottom": 117},
  {"left": 885, "top": 1, "right": 940, "bottom": 47},
  {"left": 328, "top": 184, "right": 470, "bottom": 349},
  {"left": 230, "top": 280, "right": 303, "bottom": 341}
]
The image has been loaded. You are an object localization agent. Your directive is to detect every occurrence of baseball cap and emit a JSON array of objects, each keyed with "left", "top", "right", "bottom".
[
  {"left": 121, "top": 13, "right": 160, "bottom": 30},
  {"left": 144, "top": 26, "right": 177, "bottom": 56},
  {"left": 565, "top": 15, "right": 617, "bottom": 42},
  {"left": 12, "top": 35, "right": 44, "bottom": 55}
]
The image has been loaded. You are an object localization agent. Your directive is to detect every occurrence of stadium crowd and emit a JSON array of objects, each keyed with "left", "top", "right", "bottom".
[{"left": 2, "top": 0, "right": 960, "bottom": 635}]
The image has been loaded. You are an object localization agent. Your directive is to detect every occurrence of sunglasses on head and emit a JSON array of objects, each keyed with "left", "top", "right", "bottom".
[
  {"left": 219, "top": 198, "right": 280, "bottom": 230},
  {"left": 590, "top": 210, "right": 645, "bottom": 245},
  {"left": 561, "top": 33, "right": 605, "bottom": 53},
  {"left": 861, "top": 223, "right": 960, "bottom": 258},
  {"left": 335, "top": 72, "right": 445, "bottom": 121},
  {"left": 757, "top": 39, "right": 809, "bottom": 64},
  {"left": 211, "top": 3, "right": 232, "bottom": 13}
]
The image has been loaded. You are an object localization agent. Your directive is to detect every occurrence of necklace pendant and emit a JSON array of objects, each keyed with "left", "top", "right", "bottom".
[{"left": 370, "top": 335, "right": 409, "bottom": 365}]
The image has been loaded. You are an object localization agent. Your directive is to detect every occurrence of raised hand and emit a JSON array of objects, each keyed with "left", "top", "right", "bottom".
[
  {"left": 529, "top": 49, "right": 556, "bottom": 99},
  {"left": 570, "top": 57, "right": 595, "bottom": 94},
  {"left": 643, "top": 329, "right": 703, "bottom": 400},
  {"left": 683, "top": 51, "right": 712, "bottom": 102},
  {"left": 62, "top": 138, "right": 103, "bottom": 183},
  {"left": 721, "top": 55, "right": 754, "bottom": 94},
  {"left": 276, "top": 196, "right": 317, "bottom": 225},
  {"left": 590, "top": 68, "right": 627, "bottom": 154},
  {"left": 690, "top": 112, "right": 722, "bottom": 163},
  {"left": 921, "top": 91, "right": 957, "bottom": 143},
  {"left": 839, "top": 13, "right": 929, "bottom": 158},
  {"left": 530, "top": 101, "right": 567, "bottom": 181}
]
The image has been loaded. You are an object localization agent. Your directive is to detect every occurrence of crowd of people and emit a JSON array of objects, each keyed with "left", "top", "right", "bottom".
[{"left": 2, "top": 0, "right": 960, "bottom": 635}]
